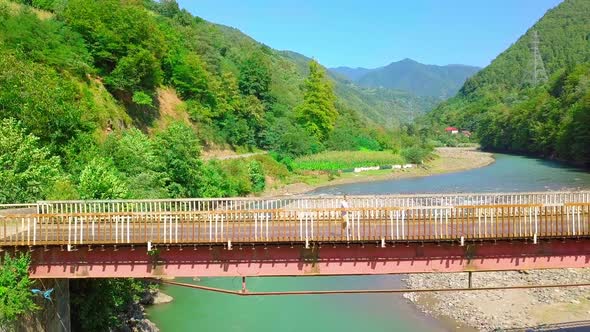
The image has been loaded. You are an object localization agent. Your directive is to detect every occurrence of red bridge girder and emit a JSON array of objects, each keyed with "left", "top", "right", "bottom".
[{"left": 23, "top": 239, "right": 590, "bottom": 278}]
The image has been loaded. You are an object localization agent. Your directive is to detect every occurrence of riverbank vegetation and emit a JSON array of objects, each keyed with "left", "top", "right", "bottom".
[
  {"left": 475, "top": 63, "right": 590, "bottom": 165},
  {"left": 293, "top": 151, "right": 405, "bottom": 171},
  {"left": 0, "top": 253, "right": 37, "bottom": 328},
  {"left": 70, "top": 279, "right": 145, "bottom": 331}
]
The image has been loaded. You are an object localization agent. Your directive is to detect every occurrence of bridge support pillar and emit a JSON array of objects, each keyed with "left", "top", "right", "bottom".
[{"left": 16, "top": 279, "right": 71, "bottom": 332}]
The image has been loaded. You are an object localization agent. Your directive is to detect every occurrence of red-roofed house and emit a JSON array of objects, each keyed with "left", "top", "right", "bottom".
[{"left": 445, "top": 127, "right": 459, "bottom": 134}]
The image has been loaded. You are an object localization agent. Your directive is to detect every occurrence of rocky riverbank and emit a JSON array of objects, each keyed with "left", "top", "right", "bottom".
[
  {"left": 118, "top": 290, "right": 173, "bottom": 332},
  {"left": 404, "top": 269, "right": 590, "bottom": 331},
  {"left": 118, "top": 302, "right": 160, "bottom": 332}
]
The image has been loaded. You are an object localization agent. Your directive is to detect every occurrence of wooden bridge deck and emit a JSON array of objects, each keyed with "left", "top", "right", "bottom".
[{"left": 2, "top": 191, "right": 589, "bottom": 248}]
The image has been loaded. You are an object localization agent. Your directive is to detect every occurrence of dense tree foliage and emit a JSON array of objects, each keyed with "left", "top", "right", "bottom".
[
  {"left": 105, "top": 129, "right": 169, "bottom": 199},
  {"left": 0, "top": 119, "right": 61, "bottom": 204},
  {"left": 62, "top": 0, "right": 165, "bottom": 94},
  {"left": 0, "top": 7, "right": 90, "bottom": 74},
  {"left": 296, "top": 60, "right": 338, "bottom": 140},
  {"left": 239, "top": 51, "right": 272, "bottom": 102},
  {"left": 78, "top": 157, "right": 128, "bottom": 200},
  {"left": 154, "top": 122, "right": 203, "bottom": 197},
  {"left": 0, "top": 52, "right": 93, "bottom": 150},
  {"left": 473, "top": 64, "right": 590, "bottom": 164},
  {"left": 0, "top": 253, "right": 37, "bottom": 328},
  {"left": 326, "top": 111, "right": 383, "bottom": 151},
  {"left": 70, "top": 278, "right": 143, "bottom": 332}
]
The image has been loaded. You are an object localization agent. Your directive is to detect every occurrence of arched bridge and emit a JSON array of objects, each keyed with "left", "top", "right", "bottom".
[{"left": 2, "top": 191, "right": 590, "bottom": 278}]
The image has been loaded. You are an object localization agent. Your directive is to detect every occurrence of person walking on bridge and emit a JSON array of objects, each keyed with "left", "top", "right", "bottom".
[{"left": 340, "top": 195, "right": 351, "bottom": 240}]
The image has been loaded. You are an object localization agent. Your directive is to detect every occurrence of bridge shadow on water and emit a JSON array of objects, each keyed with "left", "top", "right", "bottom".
[{"left": 497, "top": 320, "right": 590, "bottom": 331}]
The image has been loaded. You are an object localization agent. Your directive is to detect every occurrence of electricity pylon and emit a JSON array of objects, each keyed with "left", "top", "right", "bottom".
[{"left": 528, "top": 30, "right": 548, "bottom": 86}]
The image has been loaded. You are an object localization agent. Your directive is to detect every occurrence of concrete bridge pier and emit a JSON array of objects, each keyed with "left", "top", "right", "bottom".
[{"left": 15, "top": 279, "right": 71, "bottom": 332}]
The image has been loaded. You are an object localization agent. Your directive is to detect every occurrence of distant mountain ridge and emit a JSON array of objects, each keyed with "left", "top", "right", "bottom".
[
  {"left": 281, "top": 51, "right": 439, "bottom": 127},
  {"left": 330, "top": 66, "right": 371, "bottom": 81},
  {"left": 330, "top": 58, "right": 480, "bottom": 99}
]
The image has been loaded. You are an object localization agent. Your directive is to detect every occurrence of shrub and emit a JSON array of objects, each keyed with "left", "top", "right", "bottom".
[
  {"left": 0, "top": 253, "right": 37, "bottom": 326},
  {"left": 0, "top": 118, "right": 61, "bottom": 204},
  {"left": 0, "top": 53, "right": 93, "bottom": 150},
  {"left": 131, "top": 91, "right": 154, "bottom": 107},
  {"left": 78, "top": 157, "right": 128, "bottom": 200},
  {"left": 248, "top": 160, "right": 265, "bottom": 193},
  {"left": 253, "top": 154, "right": 290, "bottom": 180},
  {"left": 400, "top": 147, "right": 430, "bottom": 164}
]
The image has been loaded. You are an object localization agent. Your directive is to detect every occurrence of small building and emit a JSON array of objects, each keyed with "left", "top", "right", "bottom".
[
  {"left": 461, "top": 130, "right": 472, "bottom": 138},
  {"left": 445, "top": 126, "right": 459, "bottom": 134}
]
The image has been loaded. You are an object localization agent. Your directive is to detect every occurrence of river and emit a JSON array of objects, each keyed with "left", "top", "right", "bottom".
[{"left": 146, "top": 153, "right": 590, "bottom": 331}]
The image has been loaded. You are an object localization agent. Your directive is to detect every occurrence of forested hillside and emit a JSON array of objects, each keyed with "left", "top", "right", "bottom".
[
  {"left": 428, "top": 0, "right": 590, "bottom": 166},
  {"left": 331, "top": 58, "right": 480, "bottom": 98},
  {"left": 0, "top": 0, "right": 434, "bottom": 207}
]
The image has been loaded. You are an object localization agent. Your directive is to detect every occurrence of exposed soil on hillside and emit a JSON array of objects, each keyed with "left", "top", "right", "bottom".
[{"left": 150, "top": 87, "right": 190, "bottom": 133}]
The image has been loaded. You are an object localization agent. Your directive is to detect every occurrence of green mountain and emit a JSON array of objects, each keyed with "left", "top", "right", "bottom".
[
  {"left": 282, "top": 51, "right": 439, "bottom": 127},
  {"left": 429, "top": 0, "right": 590, "bottom": 165},
  {"left": 331, "top": 58, "right": 480, "bottom": 98}
]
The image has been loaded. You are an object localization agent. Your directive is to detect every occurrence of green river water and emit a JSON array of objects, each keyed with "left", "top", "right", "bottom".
[{"left": 146, "top": 153, "right": 590, "bottom": 331}]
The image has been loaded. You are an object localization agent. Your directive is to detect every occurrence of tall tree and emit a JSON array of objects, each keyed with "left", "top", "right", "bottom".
[
  {"left": 238, "top": 51, "right": 272, "bottom": 103},
  {"left": 105, "top": 129, "right": 169, "bottom": 199},
  {"left": 0, "top": 119, "right": 61, "bottom": 204},
  {"left": 155, "top": 122, "right": 203, "bottom": 197},
  {"left": 296, "top": 60, "right": 338, "bottom": 140},
  {"left": 171, "top": 53, "right": 215, "bottom": 107}
]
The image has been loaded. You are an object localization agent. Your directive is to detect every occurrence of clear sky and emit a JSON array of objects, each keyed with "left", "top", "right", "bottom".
[{"left": 177, "top": 0, "right": 563, "bottom": 69}]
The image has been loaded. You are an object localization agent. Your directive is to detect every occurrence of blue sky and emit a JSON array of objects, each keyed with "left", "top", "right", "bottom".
[{"left": 177, "top": 0, "right": 562, "bottom": 69}]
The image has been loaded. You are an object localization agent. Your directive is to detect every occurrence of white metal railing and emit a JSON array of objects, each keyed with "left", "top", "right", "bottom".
[{"left": 0, "top": 192, "right": 589, "bottom": 248}]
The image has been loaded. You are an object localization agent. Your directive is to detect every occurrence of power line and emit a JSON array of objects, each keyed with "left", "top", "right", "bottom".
[{"left": 152, "top": 278, "right": 590, "bottom": 296}]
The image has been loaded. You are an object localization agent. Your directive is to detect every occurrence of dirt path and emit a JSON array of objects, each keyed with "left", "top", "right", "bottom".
[{"left": 202, "top": 150, "right": 267, "bottom": 161}]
